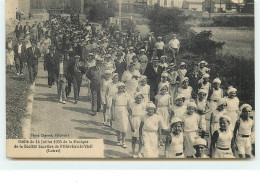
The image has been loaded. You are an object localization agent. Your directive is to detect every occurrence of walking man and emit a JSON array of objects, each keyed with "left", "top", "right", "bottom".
[{"left": 26, "top": 40, "right": 41, "bottom": 84}]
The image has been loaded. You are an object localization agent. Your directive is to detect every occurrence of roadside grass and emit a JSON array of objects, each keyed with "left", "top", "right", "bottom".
[
  {"left": 191, "top": 27, "right": 254, "bottom": 60},
  {"left": 6, "top": 69, "right": 31, "bottom": 139}
]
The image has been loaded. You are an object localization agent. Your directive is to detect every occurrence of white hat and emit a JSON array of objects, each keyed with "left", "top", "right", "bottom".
[
  {"left": 180, "top": 62, "right": 186, "bottom": 66},
  {"left": 139, "top": 75, "right": 147, "bottom": 82},
  {"left": 240, "top": 104, "right": 252, "bottom": 111},
  {"left": 187, "top": 101, "right": 197, "bottom": 109},
  {"left": 170, "top": 117, "right": 183, "bottom": 126},
  {"left": 217, "top": 98, "right": 226, "bottom": 107},
  {"left": 213, "top": 78, "right": 221, "bottom": 84},
  {"left": 116, "top": 82, "right": 125, "bottom": 88},
  {"left": 227, "top": 86, "right": 237, "bottom": 94},
  {"left": 146, "top": 101, "right": 156, "bottom": 109},
  {"left": 140, "top": 49, "right": 145, "bottom": 52},
  {"left": 193, "top": 138, "right": 207, "bottom": 147},
  {"left": 182, "top": 77, "right": 189, "bottom": 82},
  {"left": 198, "top": 88, "right": 208, "bottom": 95},
  {"left": 202, "top": 73, "right": 210, "bottom": 78},
  {"left": 175, "top": 93, "right": 185, "bottom": 100},
  {"left": 112, "top": 73, "right": 119, "bottom": 79},
  {"left": 198, "top": 60, "right": 208, "bottom": 65},
  {"left": 219, "top": 115, "right": 231, "bottom": 123},
  {"left": 161, "top": 71, "right": 169, "bottom": 77},
  {"left": 134, "top": 92, "right": 143, "bottom": 99},
  {"left": 104, "top": 70, "right": 113, "bottom": 74},
  {"left": 160, "top": 55, "right": 167, "bottom": 59}
]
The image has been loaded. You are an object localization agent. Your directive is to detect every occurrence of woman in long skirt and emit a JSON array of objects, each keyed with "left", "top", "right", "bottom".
[
  {"left": 139, "top": 102, "right": 163, "bottom": 158},
  {"left": 111, "top": 82, "right": 131, "bottom": 148}
]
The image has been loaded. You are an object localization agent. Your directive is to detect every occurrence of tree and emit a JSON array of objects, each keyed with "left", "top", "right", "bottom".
[{"left": 88, "top": 3, "right": 115, "bottom": 22}]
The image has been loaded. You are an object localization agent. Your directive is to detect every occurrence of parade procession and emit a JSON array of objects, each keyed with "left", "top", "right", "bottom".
[{"left": 6, "top": 0, "right": 255, "bottom": 159}]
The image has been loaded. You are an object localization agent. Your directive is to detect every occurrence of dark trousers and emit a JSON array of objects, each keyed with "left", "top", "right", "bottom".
[
  {"left": 157, "top": 49, "right": 164, "bottom": 59},
  {"left": 72, "top": 74, "right": 82, "bottom": 101},
  {"left": 65, "top": 78, "right": 72, "bottom": 97},
  {"left": 47, "top": 70, "right": 55, "bottom": 87},
  {"left": 91, "top": 89, "right": 101, "bottom": 112},
  {"left": 28, "top": 65, "right": 38, "bottom": 83},
  {"left": 15, "top": 55, "right": 24, "bottom": 74}
]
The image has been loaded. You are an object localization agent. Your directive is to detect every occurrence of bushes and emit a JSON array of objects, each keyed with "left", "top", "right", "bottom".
[
  {"left": 147, "top": 4, "right": 188, "bottom": 37},
  {"left": 200, "top": 16, "right": 254, "bottom": 27},
  {"left": 88, "top": 3, "right": 115, "bottom": 23}
]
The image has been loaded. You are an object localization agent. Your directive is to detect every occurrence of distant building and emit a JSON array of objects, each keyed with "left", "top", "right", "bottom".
[
  {"left": 182, "top": 0, "right": 205, "bottom": 11},
  {"left": 212, "top": 0, "right": 228, "bottom": 12},
  {"left": 146, "top": 0, "right": 184, "bottom": 8},
  {"left": 6, "top": 0, "right": 19, "bottom": 19}
]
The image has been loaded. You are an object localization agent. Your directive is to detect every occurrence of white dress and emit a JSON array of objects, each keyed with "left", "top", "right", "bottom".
[
  {"left": 178, "top": 86, "right": 192, "bottom": 103},
  {"left": 106, "top": 82, "right": 119, "bottom": 119},
  {"left": 224, "top": 96, "right": 239, "bottom": 131},
  {"left": 155, "top": 94, "right": 171, "bottom": 129},
  {"left": 137, "top": 84, "right": 150, "bottom": 104},
  {"left": 6, "top": 49, "right": 14, "bottom": 66},
  {"left": 182, "top": 113, "right": 204, "bottom": 157},
  {"left": 213, "top": 129, "right": 234, "bottom": 158},
  {"left": 101, "top": 79, "right": 112, "bottom": 105},
  {"left": 171, "top": 104, "right": 187, "bottom": 118},
  {"left": 166, "top": 133, "right": 184, "bottom": 158},
  {"left": 122, "top": 70, "right": 140, "bottom": 101},
  {"left": 209, "top": 88, "right": 223, "bottom": 111},
  {"left": 141, "top": 114, "right": 162, "bottom": 158},
  {"left": 130, "top": 102, "right": 146, "bottom": 137},
  {"left": 236, "top": 118, "right": 254, "bottom": 155},
  {"left": 112, "top": 93, "right": 130, "bottom": 133},
  {"left": 211, "top": 109, "right": 227, "bottom": 135}
]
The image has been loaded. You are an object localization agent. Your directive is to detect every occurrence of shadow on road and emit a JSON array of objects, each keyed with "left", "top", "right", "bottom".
[
  {"left": 34, "top": 97, "right": 59, "bottom": 103},
  {"left": 35, "top": 83, "right": 49, "bottom": 88},
  {"left": 104, "top": 149, "right": 131, "bottom": 158},
  {"left": 71, "top": 119, "right": 104, "bottom": 127},
  {"left": 74, "top": 127, "right": 111, "bottom": 136},
  {"left": 63, "top": 107, "right": 94, "bottom": 115}
]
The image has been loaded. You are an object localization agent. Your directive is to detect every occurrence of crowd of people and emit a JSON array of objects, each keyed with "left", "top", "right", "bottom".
[{"left": 6, "top": 14, "right": 255, "bottom": 159}]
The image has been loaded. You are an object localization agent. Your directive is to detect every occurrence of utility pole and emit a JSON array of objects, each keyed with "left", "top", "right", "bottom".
[{"left": 119, "top": 0, "right": 122, "bottom": 30}]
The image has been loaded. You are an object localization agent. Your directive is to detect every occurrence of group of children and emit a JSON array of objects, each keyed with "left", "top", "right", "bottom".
[{"left": 99, "top": 59, "right": 254, "bottom": 159}]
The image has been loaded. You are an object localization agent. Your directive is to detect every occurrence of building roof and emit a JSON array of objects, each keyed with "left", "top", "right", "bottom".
[
  {"left": 211, "top": 0, "right": 229, "bottom": 4},
  {"left": 184, "top": 0, "right": 205, "bottom": 4}
]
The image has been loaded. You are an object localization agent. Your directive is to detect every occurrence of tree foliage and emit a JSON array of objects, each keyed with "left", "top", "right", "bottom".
[{"left": 88, "top": 3, "right": 115, "bottom": 22}]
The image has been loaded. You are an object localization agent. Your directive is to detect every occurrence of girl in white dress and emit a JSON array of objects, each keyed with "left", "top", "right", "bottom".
[
  {"left": 181, "top": 101, "right": 206, "bottom": 157},
  {"left": 139, "top": 102, "right": 163, "bottom": 158},
  {"left": 170, "top": 93, "right": 187, "bottom": 119},
  {"left": 155, "top": 85, "right": 171, "bottom": 130},
  {"left": 208, "top": 78, "right": 223, "bottom": 111},
  {"left": 192, "top": 138, "right": 209, "bottom": 158},
  {"left": 101, "top": 70, "right": 112, "bottom": 125},
  {"left": 198, "top": 74, "right": 211, "bottom": 99},
  {"left": 6, "top": 48, "right": 14, "bottom": 71},
  {"left": 178, "top": 62, "right": 187, "bottom": 82},
  {"left": 129, "top": 92, "right": 146, "bottom": 158},
  {"left": 210, "top": 115, "right": 234, "bottom": 158},
  {"left": 105, "top": 73, "right": 119, "bottom": 126},
  {"left": 233, "top": 104, "right": 254, "bottom": 158},
  {"left": 165, "top": 117, "right": 184, "bottom": 158},
  {"left": 137, "top": 75, "right": 150, "bottom": 104},
  {"left": 196, "top": 89, "right": 210, "bottom": 138},
  {"left": 210, "top": 98, "right": 227, "bottom": 136},
  {"left": 224, "top": 86, "right": 239, "bottom": 131},
  {"left": 111, "top": 82, "right": 131, "bottom": 148},
  {"left": 177, "top": 77, "right": 193, "bottom": 104},
  {"left": 158, "top": 71, "right": 170, "bottom": 94}
]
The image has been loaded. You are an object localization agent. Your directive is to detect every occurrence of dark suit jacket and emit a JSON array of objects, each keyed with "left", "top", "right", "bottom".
[
  {"left": 86, "top": 66, "right": 105, "bottom": 91},
  {"left": 14, "top": 43, "right": 27, "bottom": 61},
  {"left": 68, "top": 61, "right": 86, "bottom": 79},
  {"left": 23, "top": 25, "right": 31, "bottom": 34},
  {"left": 44, "top": 52, "right": 60, "bottom": 71},
  {"left": 26, "top": 47, "right": 41, "bottom": 67},
  {"left": 15, "top": 25, "right": 23, "bottom": 38},
  {"left": 144, "top": 63, "right": 164, "bottom": 92}
]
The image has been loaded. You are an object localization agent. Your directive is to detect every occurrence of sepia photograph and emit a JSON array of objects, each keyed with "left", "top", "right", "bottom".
[{"left": 5, "top": 0, "right": 255, "bottom": 159}]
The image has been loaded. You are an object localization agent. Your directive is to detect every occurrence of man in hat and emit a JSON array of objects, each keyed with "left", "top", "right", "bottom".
[
  {"left": 44, "top": 46, "right": 60, "bottom": 88},
  {"left": 144, "top": 57, "right": 164, "bottom": 102},
  {"left": 168, "top": 34, "right": 180, "bottom": 63},
  {"left": 14, "top": 38, "right": 26, "bottom": 76},
  {"left": 26, "top": 39, "right": 41, "bottom": 84},
  {"left": 14, "top": 21, "right": 23, "bottom": 40},
  {"left": 126, "top": 46, "right": 136, "bottom": 67},
  {"left": 23, "top": 22, "right": 31, "bottom": 35},
  {"left": 155, "top": 36, "right": 165, "bottom": 59},
  {"left": 68, "top": 55, "right": 86, "bottom": 104},
  {"left": 86, "top": 59, "right": 105, "bottom": 115},
  {"left": 64, "top": 50, "right": 73, "bottom": 98}
]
